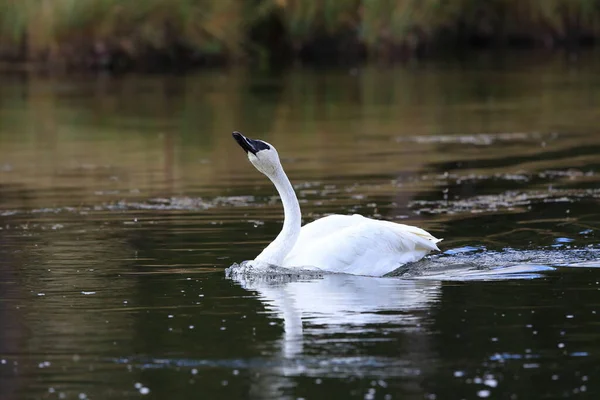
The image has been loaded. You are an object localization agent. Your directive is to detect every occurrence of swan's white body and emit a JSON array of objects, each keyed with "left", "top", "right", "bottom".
[
  {"left": 232, "top": 131, "right": 441, "bottom": 277},
  {"left": 283, "top": 214, "right": 440, "bottom": 276}
]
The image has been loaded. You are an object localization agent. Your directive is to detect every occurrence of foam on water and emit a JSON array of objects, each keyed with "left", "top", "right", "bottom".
[
  {"left": 225, "top": 261, "right": 324, "bottom": 284},
  {"left": 395, "top": 246, "right": 600, "bottom": 279},
  {"left": 226, "top": 246, "right": 600, "bottom": 282},
  {"left": 1, "top": 196, "right": 258, "bottom": 216},
  {"left": 396, "top": 132, "right": 543, "bottom": 146},
  {"left": 411, "top": 188, "right": 600, "bottom": 215},
  {"left": 114, "top": 355, "right": 419, "bottom": 379}
]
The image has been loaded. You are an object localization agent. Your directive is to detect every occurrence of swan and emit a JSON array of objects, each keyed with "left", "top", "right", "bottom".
[{"left": 232, "top": 131, "right": 442, "bottom": 276}]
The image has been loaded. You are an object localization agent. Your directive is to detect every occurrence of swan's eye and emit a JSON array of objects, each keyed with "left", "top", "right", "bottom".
[{"left": 253, "top": 140, "right": 271, "bottom": 152}]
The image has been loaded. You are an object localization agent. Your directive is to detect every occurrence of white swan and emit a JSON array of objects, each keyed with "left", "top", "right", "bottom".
[{"left": 232, "top": 131, "right": 442, "bottom": 276}]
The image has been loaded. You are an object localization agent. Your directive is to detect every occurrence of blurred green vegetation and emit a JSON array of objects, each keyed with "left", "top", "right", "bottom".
[{"left": 0, "top": 0, "right": 599, "bottom": 69}]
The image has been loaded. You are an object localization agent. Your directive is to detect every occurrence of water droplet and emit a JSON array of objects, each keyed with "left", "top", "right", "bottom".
[{"left": 484, "top": 378, "right": 498, "bottom": 388}]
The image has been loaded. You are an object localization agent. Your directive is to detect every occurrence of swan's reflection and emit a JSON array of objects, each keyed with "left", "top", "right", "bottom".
[{"left": 230, "top": 272, "right": 441, "bottom": 397}]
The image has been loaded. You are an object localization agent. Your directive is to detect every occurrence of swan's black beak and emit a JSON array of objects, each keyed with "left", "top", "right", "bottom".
[{"left": 232, "top": 131, "right": 258, "bottom": 155}]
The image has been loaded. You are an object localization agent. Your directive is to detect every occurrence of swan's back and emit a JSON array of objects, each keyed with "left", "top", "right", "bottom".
[{"left": 283, "top": 214, "right": 441, "bottom": 276}]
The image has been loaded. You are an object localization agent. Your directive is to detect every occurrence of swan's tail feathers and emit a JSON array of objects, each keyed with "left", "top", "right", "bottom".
[
  {"left": 393, "top": 223, "right": 442, "bottom": 252},
  {"left": 428, "top": 237, "right": 443, "bottom": 251},
  {"left": 415, "top": 235, "right": 442, "bottom": 252}
]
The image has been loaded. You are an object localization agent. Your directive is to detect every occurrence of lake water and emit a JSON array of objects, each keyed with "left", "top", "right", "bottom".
[{"left": 1, "top": 53, "right": 600, "bottom": 399}]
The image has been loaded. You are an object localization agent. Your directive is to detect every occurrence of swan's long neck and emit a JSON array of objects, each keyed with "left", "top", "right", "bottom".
[{"left": 254, "top": 166, "right": 301, "bottom": 266}]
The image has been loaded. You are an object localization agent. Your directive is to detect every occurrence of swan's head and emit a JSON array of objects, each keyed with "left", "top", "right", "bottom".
[{"left": 232, "top": 131, "right": 281, "bottom": 176}]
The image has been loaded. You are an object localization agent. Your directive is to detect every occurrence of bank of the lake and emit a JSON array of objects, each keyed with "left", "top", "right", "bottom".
[{"left": 1, "top": 0, "right": 600, "bottom": 71}]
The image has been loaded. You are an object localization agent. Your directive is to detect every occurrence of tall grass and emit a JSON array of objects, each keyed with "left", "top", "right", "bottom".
[
  {"left": 361, "top": 0, "right": 600, "bottom": 53},
  {"left": 0, "top": 0, "right": 599, "bottom": 68},
  {"left": 0, "top": 0, "right": 246, "bottom": 66}
]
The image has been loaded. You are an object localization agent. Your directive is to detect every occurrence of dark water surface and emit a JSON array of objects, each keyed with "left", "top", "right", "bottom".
[{"left": 1, "top": 54, "right": 600, "bottom": 399}]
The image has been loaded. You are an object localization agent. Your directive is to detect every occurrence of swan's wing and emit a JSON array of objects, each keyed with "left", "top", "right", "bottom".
[
  {"left": 294, "top": 214, "right": 365, "bottom": 251},
  {"left": 284, "top": 218, "right": 441, "bottom": 276}
]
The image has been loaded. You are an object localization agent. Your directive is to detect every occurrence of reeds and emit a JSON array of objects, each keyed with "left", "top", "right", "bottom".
[
  {"left": 0, "top": 0, "right": 246, "bottom": 67},
  {"left": 0, "top": 0, "right": 599, "bottom": 69}
]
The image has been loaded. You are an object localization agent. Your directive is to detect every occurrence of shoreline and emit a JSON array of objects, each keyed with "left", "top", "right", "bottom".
[
  {"left": 1, "top": 0, "right": 599, "bottom": 73},
  {"left": 0, "top": 44, "right": 598, "bottom": 74}
]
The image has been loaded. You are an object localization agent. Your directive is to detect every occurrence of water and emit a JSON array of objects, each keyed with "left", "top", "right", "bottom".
[{"left": 1, "top": 54, "right": 600, "bottom": 399}]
